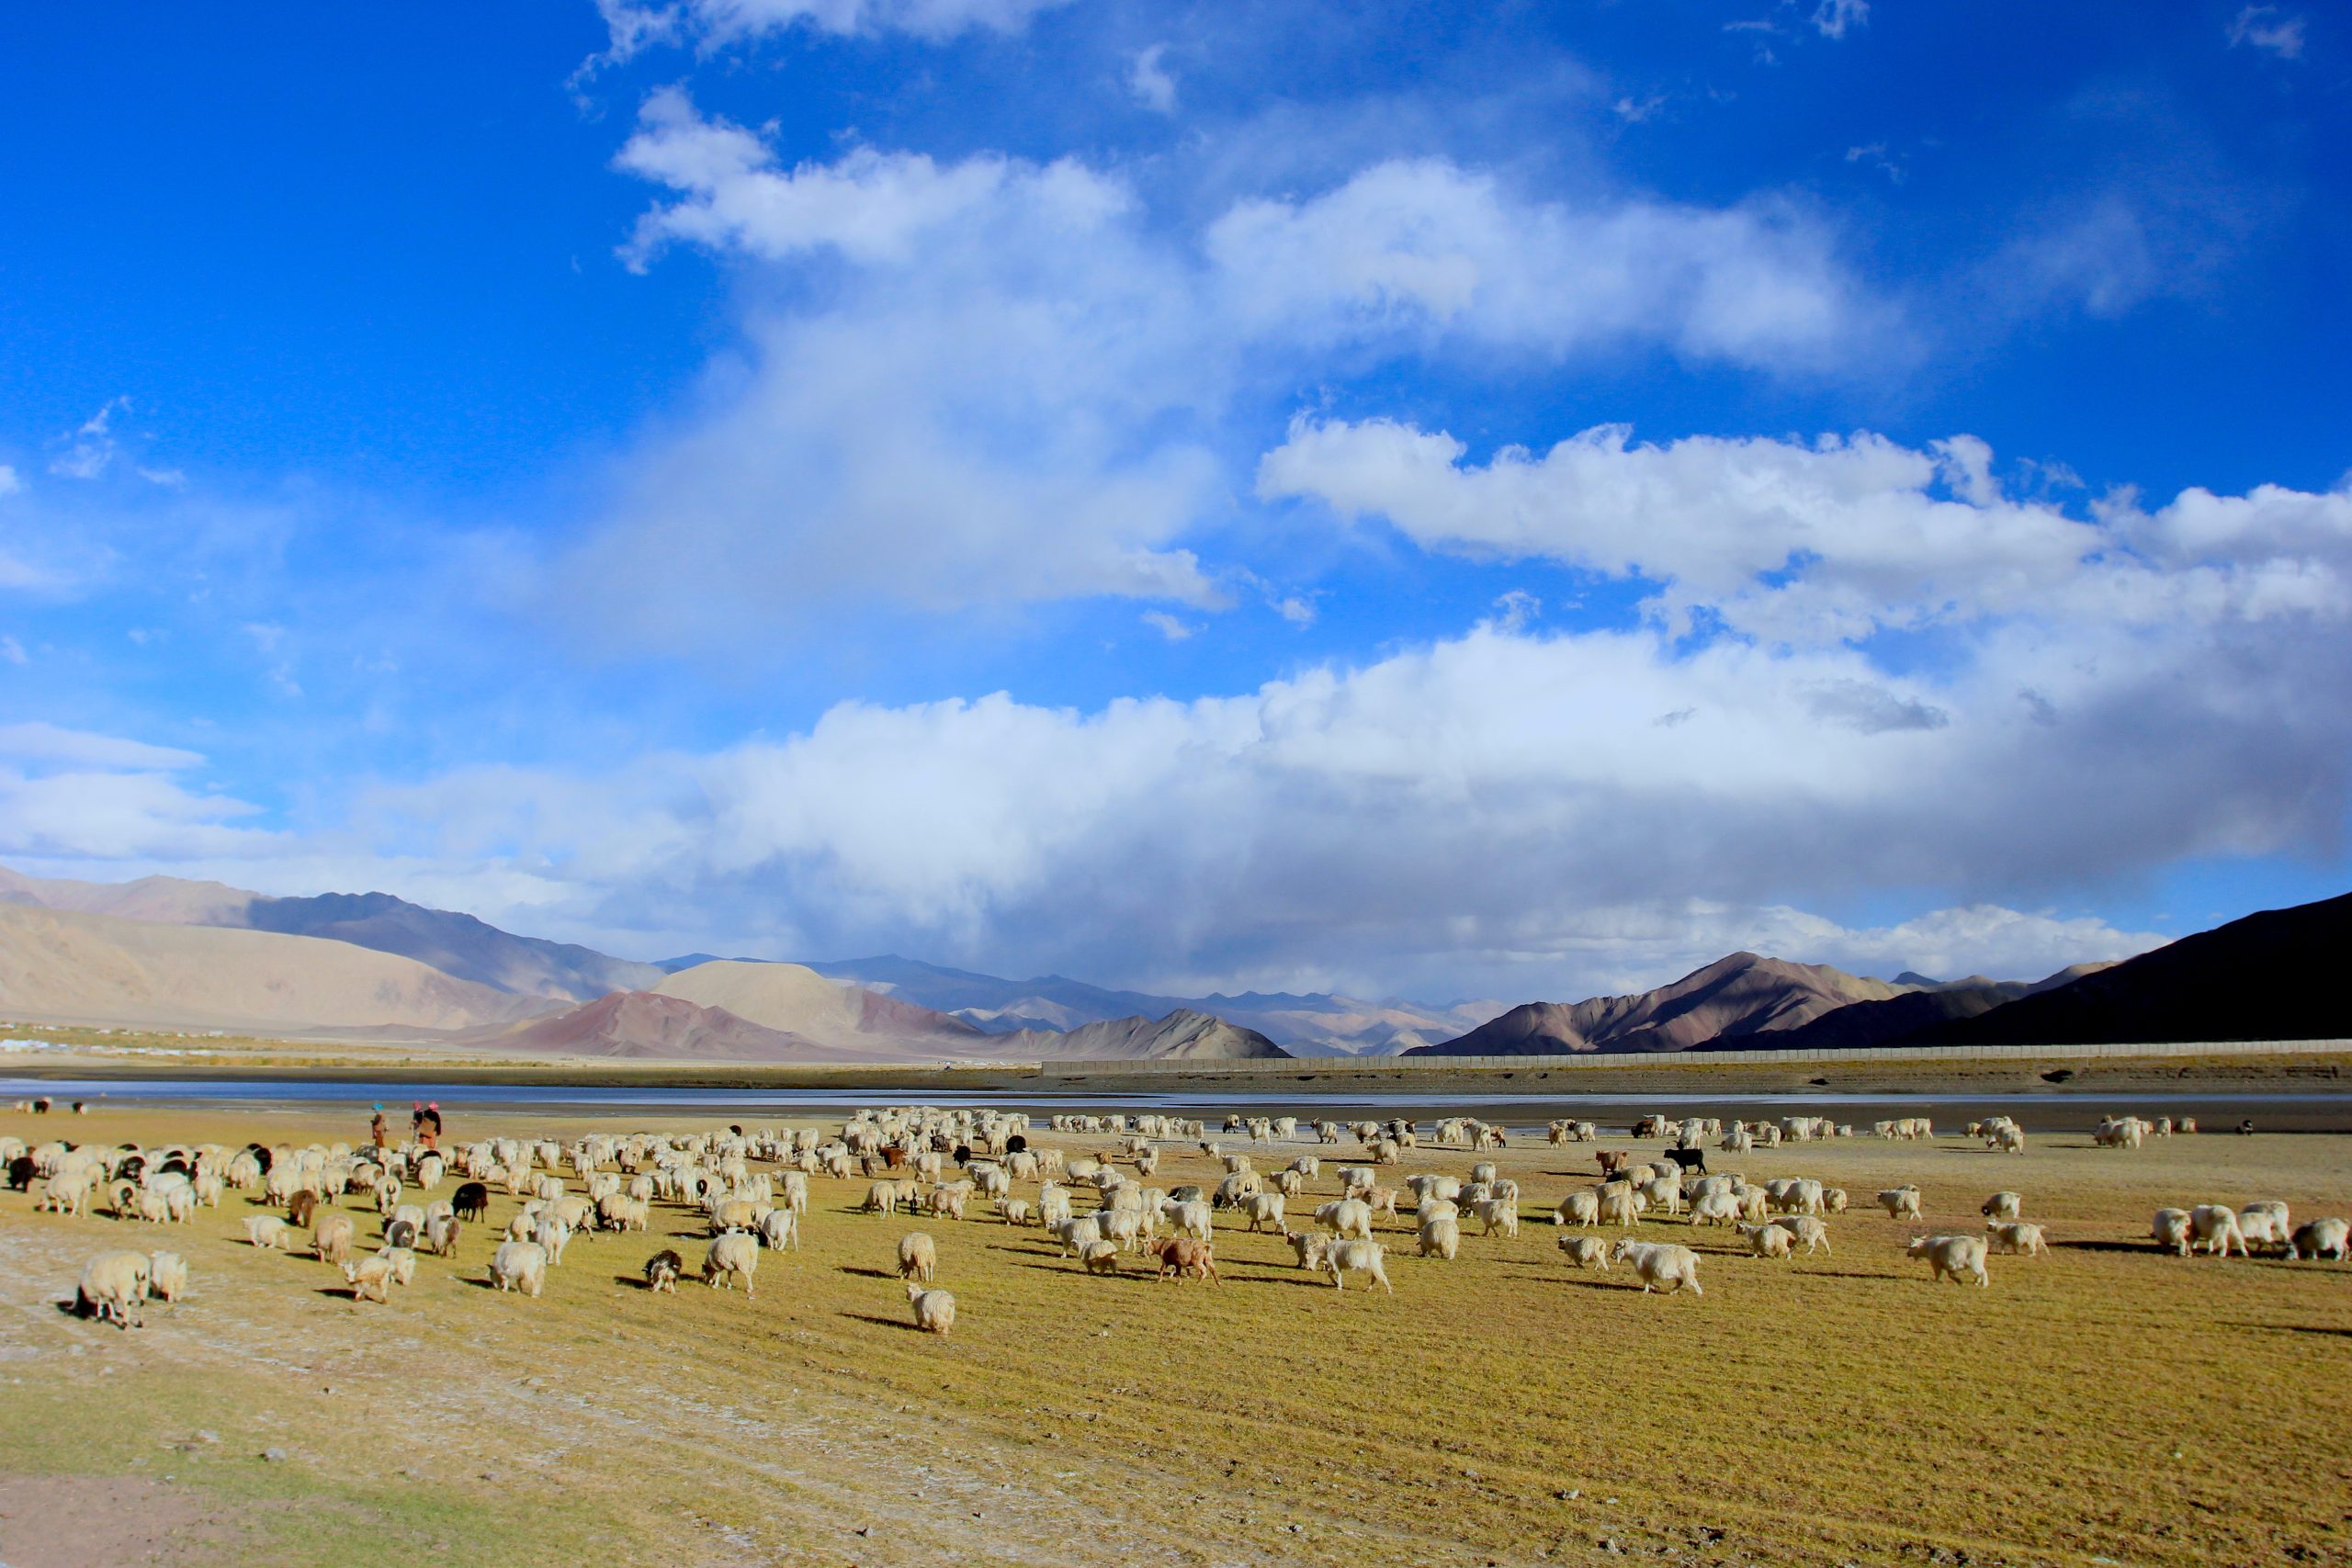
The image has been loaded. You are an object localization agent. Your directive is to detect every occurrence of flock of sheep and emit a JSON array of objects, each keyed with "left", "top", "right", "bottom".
[{"left": 5, "top": 1100, "right": 2346, "bottom": 1337}]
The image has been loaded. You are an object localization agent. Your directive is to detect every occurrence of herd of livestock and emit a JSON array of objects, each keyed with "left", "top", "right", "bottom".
[{"left": 4, "top": 1100, "right": 2346, "bottom": 1335}]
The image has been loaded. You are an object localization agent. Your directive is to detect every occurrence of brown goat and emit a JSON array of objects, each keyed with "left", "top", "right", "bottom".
[{"left": 1145, "top": 1235, "right": 1219, "bottom": 1284}]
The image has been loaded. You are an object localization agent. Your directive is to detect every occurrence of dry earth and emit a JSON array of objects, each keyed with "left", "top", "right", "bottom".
[{"left": 2, "top": 1102, "right": 2348, "bottom": 1567}]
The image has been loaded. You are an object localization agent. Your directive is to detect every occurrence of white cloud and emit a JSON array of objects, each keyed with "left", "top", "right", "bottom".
[
  {"left": 2227, "top": 6, "right": 2305, "bottom": 59},
  {"left": 1256, "top": 418, "right": 2352, "bottom": 646},
  {"left": 1127, "top": 43, "right": 1177, "bottom": 114},
  {"left": 573, "top": 96, "right": 1881, "bottom": 648},
  {"left": 49, "top": 397, "right": 131, "bottom": 481},
  {"left": 0, "top": 465, "right": 18, "bottom": 496},
  {"left": 593, "top": 0, "right": 1075, "bottom": 52},
  {"left": 0, "top": 636, "right": 24, "bottom": 666},
  {"left": 0, "top": 724, "right": 273, "bottom": 863},
  {"left": 287, "top": 557, "right": 2346, "bottom": 998},
  {"left": 0, "top": 723, "right": 204, "bottom": 772},
  {"left": 1205, "top": 158, "right": 1874, "bottom": 369},
  {"left": 1811, "top": 0, "right": 1868, "bottom": 39},
  {"left": 1141, "top": 610, "right": 1194, "bottom": 641}
]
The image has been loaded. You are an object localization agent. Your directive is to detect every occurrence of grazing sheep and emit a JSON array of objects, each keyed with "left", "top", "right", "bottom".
[
  {"left": 1907, "top": 1234, "right": 1990, "bottom": 1286},
  {"left": 2151, "top": 1208, "right": 2195, "bottom": 1256},
  {"left": 1146, "top": 1235, "right": 1218, "bottom": 1283},
  {"left": 1320, "top": 1238, "right": 1392, "bottom": 1293},
  {"left": 756, "top": 1208, "right": 799, "bottom": 1251},
  {"left": 2287, "top": 1217, "right": 2348, "bottom": 1261},
  {"left": 1283, "top": 1230, "right": 1329, "bottom": 1271},
  {"left": 1993, "top": 1123, "right": 2026, "bottom": 1155},
  {"left": 533, "top": 1217, "right": 573, "bottom": 1266},
  {"left": 76, "top": 1250, "right": 153, "bottom": 1328},
  {"left": 490, "top": 1240, "right": 549, "bottom": 1297},
  {"left": 2188, "top": 1204, "right": 2248, "bottom": 1258},
  {"left": 343, "top": 1253, "right": 398, "bottom": 1303},
  {"left": 1822, "top": 1187, "right": 1849, "bottom": 1214},
  {"left": 1736, "top": 1222, "right": 1795, "bottom": 1259},
  {"left": 704, "top": 1234, "right": 761, "bottom": 1298},
  {"left": 1417, "top": 1213, "right": 1460, "bottom": 1260},
  {"left": 1597, "top": 1183, "right": 1641, "bottom": 1228},
  {"left": 1689, "top": 1190, "right": 1741, "bottom": 1228},
  {"left": 907, "top": 1282, "right": 956, "bottom": 1334},
  {"left": 1555, "top": 1190, "right": 1601, "bottom": 1228},
  {"left": 2235, "top": 1207, "right": 2289, "bottom": 1253},
  {"left": 1242, "top": 1191, "right": 1286, "bottom": 1234},
  {"left": 1080, "top": 1239, "right": 1120, "bottom": 1275},
  {"left": 1768, "top": 1214, "right": 1831, "bottom": 1256},
  {"left": 2241, "top": 1200, "right": 2290, "bottom": 1246},
  {"left": 1984, "top": 1221, "right": 2046, "bottom": 1257},
  {"left": 897, "top": 1232, "right": 938, "bottom": 1283},
  {"left": 1981, "top": 1191, "right": 2022, "bottom": 1222},
  {"left": 312, "top": 1212, "right": 356, "bottom": 1265},
  {"left": 644, "top": 1248, "right": 684, "bottom": 1292},
  {"left": 147, "top": 1251, "right": 188, "bottom": 1303},
  {"left": 1050, "top": 1215, "right": 1103, "bottom": 1258},
  {"left": 422, "top": 1213, "right": 461, "bottom": 1257},
  {"left": 1315, "top": 1199, "right": 1374, "bottom": 1240},
  {"left": 1555, "top": 1234, "right": 1610, "bottom": 1270},
  {"left": 1467, "top": 1197, "right": 1519, "bottom": 1237},
  {"left": 243, "top": 1214, "right": 292, "bottom": 1250},
  {"left": 1610, "top": 1240, "right": 1702, "bottom": 1296},
  {"left": 1876, "top": 1186, "right": 1924, "bottom": 1222}
]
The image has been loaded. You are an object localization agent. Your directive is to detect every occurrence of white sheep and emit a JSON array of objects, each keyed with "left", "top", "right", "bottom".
[
  {"left": 147, "top": 1250, "right": 188, "bottom": 1303},
  {"left": 1417, "top": 1213, "right": 1460, "bottom": 1260},
  {"left": 1555, "top": 1234, "right": 1610, "bottom": 1270},
  {"left": 1467, "top": 1197, "right": 1520, "bottom": 1237},
  {"left": 490, "top": 1240, "right": 549, "bottom": 1297},
  {"left": 2151, "top": 1208, "right": 2195, "bottom": 1256},
  {"left": 1316, "top": 1199, "right": 1375, "bottom": 1240},
  {"left": 1689, "top": 1190, "right": 1740, "bottom": 1228},
  {"left": 1321, "top": 1238, "right": 1392, "bottom": 1292},
  {"left": 1768, "top": 1214, "right": 1831, "bottom": 1255},
  {"left": 1610, "top": 1239, "right": 1702, "bottom": 1296},
  {"left": 1242, "top": 1192, "right": 1287, "bottom": 1234},
  {"left": 1876, "top": 1186, "right": 1924, "bottom": 1222},
  {"left": 906, "top": 1282, "right": 956, "bottom": 1334},
  {"left": 1554, "top": 1190, "right": 1601, "bottom": 1228},
  {"left": 243, "top": 1214, "right": 292, "bottom": 1250},
  {"left": 2188, "top": 1204, "right": 2248, "bottom": 1258},
  {"left": 77, "top": 1250, "right": 153, "bottom": 1328},
  {"left": 1984, "top": 1221, "right": 2046, "bottom": 1257},
  {"left": 1283, "top": 1230, "right": 1329, "bottom": 1270},
  {"left": 2287, "top": 1217, "right": 2348, "bottom": 1261},
  {"left": 343, "top": 1252, "right": 398, "bottom": 1303},
  {"left": 1980, "top": 1191, "right": 2022, "bottom": 1222},
  {"left": 704, "top": 1233, "right": 761, "bottom": 1297},
  {"left": 1907, "top": 1234, "right": 1990, "bottom": 1286},
  {"left": 1736, "top": 1222, "right": 1794, "bottom": 1259},
  {"left": 897, "top": 1231, "right": 937, "bottom": 1282},
  {"left": 1051, "top": 1215, "right": 1103, "bottom": 1258}
]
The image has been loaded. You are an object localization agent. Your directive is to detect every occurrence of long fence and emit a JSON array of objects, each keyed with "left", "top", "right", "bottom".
[{"left": 1037, "top": 1038, "right": 2352, "bottom": 1078}]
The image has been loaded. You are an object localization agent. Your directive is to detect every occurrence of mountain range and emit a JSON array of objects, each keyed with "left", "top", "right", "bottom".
[{"left": 2, "top": 862, "right": 2343, "bottom": 1061}]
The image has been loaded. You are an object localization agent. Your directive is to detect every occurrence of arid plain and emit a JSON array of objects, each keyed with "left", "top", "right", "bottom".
[{"left": 3, "top": 1099, "right": 2347, "bottom": 1568}]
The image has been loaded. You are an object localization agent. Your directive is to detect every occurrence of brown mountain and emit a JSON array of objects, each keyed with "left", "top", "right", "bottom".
[
  {"left": 0, "top": 866, "right": 665, "bottom": 1002},
  {"left": 1408, "top": 953, "right": 1909, "bottom": 1056},
  {"left": 652, "top": 959, "right": 991, "bottom": 1059},
  {"left": 1003, "top": 1008, "right": 1290, "bottom": 1061},
  {"left": 1905, "top": 893, "right": 2346, "bottom": 1045},
  {"left": 1734, "top": 963, "right": 2112, "bottom": 1053},
  {"left": 0, "top": 903, "right": 548, "bottom": 1035},
  {"left": 466, "top": 990, "right": 869, "bottom": 1063}
]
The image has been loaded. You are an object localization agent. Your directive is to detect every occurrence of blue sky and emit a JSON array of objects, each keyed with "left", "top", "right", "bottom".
[{"left": 2, "top": 1, "right": 2346, "bottom": 1001}]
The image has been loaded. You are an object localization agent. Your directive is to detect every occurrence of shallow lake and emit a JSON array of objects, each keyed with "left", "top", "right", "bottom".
[{"left": 6, "top": 1077, "right": 2347, "bottom": 1134}]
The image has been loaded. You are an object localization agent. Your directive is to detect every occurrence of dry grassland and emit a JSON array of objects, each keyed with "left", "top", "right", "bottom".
[{"left": 1, "top": 1102, "right": 2346, "bottom": 1568}]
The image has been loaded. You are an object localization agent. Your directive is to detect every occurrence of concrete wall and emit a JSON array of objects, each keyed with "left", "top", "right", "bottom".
[{"left": 1038, "top": 1038, "right": 2352, "bottom": 1078}]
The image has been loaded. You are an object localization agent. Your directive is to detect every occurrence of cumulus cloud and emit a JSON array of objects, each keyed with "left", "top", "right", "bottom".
[
  {"left": 0, "top": 724, "right": 272, "bottom": 863},
  {"left": 572, "top": 96, "right": 1883, "bottom": 648},
  {"left": 292, "top": 561, "right": 2346, "bottom": 998},
  {"left": 1256, "top": 418, "right": 2352, "bottom": 645}
]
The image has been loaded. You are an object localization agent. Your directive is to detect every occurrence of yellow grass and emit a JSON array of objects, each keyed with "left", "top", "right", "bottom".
[{"left": 2, "top": 1102, "right": 2347, "bottom": 1567}]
